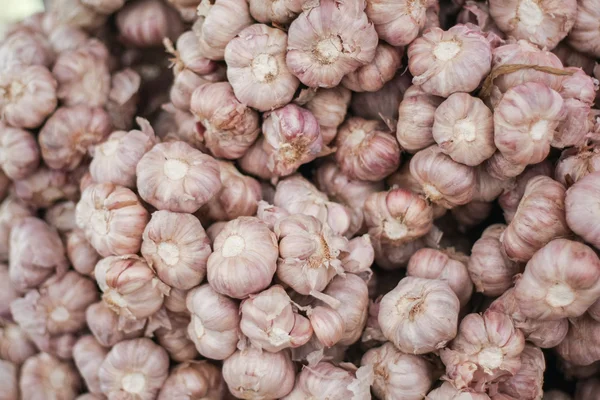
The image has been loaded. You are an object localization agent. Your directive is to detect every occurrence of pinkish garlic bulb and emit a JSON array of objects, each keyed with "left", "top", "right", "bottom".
[
  {"left": 137, "top": 141, "right": 221, "bottom": 213},
  {"left": 341, "top": 43, "right": 404, "bottom": 92},
  {"left": 472, "top": 166, "right": 510, "bottom": 203},
  {"left": 99, "top": 338, "right": 169, "bottom": 399},
  {"left": 361, "top": 342, "right": 435, "bottom": 400},
  {"left": 86, "top": 301, "right": 143, "bottom": 348},
  {"left": 408, "top": 24, "right": 492, "bottom": 97},
  {"left": 225, "top": 24, "right": 299, "bottom": 112},
  {"left": 52, "top": 42, "right": 110, "bottom": 108},
  {"left": 468, "top": 224, "right": 520, "bottom": 296},
  {"left": 457, "top": 1, "right": 503, "bottom": 35},
  {"left": 0, "top": 197, "right": 33, "bottom": 261},
  {"left": 514, "top": 239, "right": 600, "bottom": 320},
  {"left": 66, "top": 229, "right": 100, "bottom": 277},
  {"left": 206, "top": 222, "right": 227, "bottom": 244},
  {"left": 407, "top": 248, "right": 473, "bottom": 307},
  {"left": 240, "top": 285, "right": 313, "bottom": 352},
  {"left": 0, "top": 28, "right": 54, "bottom": 70},
  {"left": 90, "top": 118, "right": 158, "bottom": 188},
  {"left": 0, "top": 66, "right": 57, "bottom": 129},
  {"left": 142, "top": 211, "right": 211, "bottom": 290},
  {"left": 275, "top": 214, "right": 347, "bottom": 299},
  {"left": 556, "top": 315, "right": 600, "bottom": 366},
  {"left": 0, "top": 321, "right": 37, "bottom": 365},
  {"left": 207, "top": 217, "right": 277, "bottom": 299},
  {"left": 47, "top": 0, "right": 107, "bottom": 30},
  {"left": 340, "top": 234, "right": 375, "bottom": 278},
  {"left": 484, "top": 152, "right": 527, "bottom": 182},
  {"left": 410, "top": 145, "right": 476, "bottom": 208},
  {"left": 256, "top": 201, "right": 290, "bottom": 231},
  {"left": 46, "top": 24, "right": 89, "bottom": 54},
  {"left": 106, "top": 68, "right": 142, "bottom": 132},
  {"left": 75, "top": 183, "right": 149, "bottom": 257},
  {"left": 73, "top": 335, "right": 108, "bottom": 395},
  {"left": 165, "top": 31, "right": 219, "bottom": 76},
  {"left": 556, "top": 146, "right": 600, "bottom": 187},
  {"left": 9, "top": 217, "right": 68, "bottom": 292},
  {"left": 568, "top": 0, "right": 600, "bottom": 58},
  {"left": 335, "top": 117, "right": 401, "bottom": 182},
  {"left": 223, "top": 348, "right": 295, "bottom": 399},
  {"left": 190, "top": 82, "right": 260, "bottom": 159},
  {"left": 433, "top": 93, "right": 495, "bottom": 166},
  {"left": 303, "top": 86, "right": 352, "bottom": 145},
  {"left": 494, "top": 82, "right": 566, "bottom": 166},
  {"left": 155, "top": 311, "right": 199, "bottom": 362},
  {"left": 307, "top": 305, "right": 344, "bottom": 347},
  {"left": 186, "top": 284, "right": 241, "bottom": 360},
  {"left": 365, "top": 0, "right": 435, "bottom": 46},
  {"left": 39, "top": 106, "right": 111, "bottom": 171},
  {"left": 427, "top": 382, "right": 491, "bottom": 400},
  {"left": 81, "top": 0, "right": 126, "bottom": 14},
  {"left": 440, "top": 310, "right": 525, "bottom": 390},
  {"left": 262, "top": 104, "right": 324, "bottom": 177},
  {"left": 248, "top": 0, "right": 304, "bottom": 25},
  {"left": 20, "top": 353, "right": 81, "bottom": 400},
  {"left": 0, "top": 360, "right": 18, "bottom": 399},
  {"left": 116, "top": 0, "right": 184, "bottom": 48},
  {"left": 396, "top": 85, "right": 444, "bottom": 153},
  {"left": 95, "top": 255, "right": 170, "bottom": 322},
  {"left": 44, "top": 201, "right": 76, "bottom": 233},
  {"left": 14, "top": 167, "right": 79, "bottom": 209},
  {"left": 502, "top": 176, "right": 569, "bottom": 262},
  {"left": 379, "top": 276, "right": 460, "bottom": 354},
  {"left": 494, "top": 343, "right": 545, "bottom": 400},
  {"left": 163, "top": 288, "right": 188, "bottom": 314},
  {"left": 158, "top": 361, "right": 226, "bottom": 400},
  {"left": 171, "top": 70, "right": 214, "bottom": 114},
  {"left": 286, "top": 0, "right": 378, "bottom": 88},
  {"left": 489, "top": 0, "right": 576, "bottom": 50},
  {"left": 0, "top": 123, "right": 39, "bottom": 181},
  {"left": 566, "top": 171, "right": 600, "bottom": 249}
]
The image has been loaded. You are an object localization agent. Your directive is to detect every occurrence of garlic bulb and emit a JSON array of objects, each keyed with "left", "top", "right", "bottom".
[
  {"left": 0, "top": 27, "right": 55, "bottom": 70},
  {"left": 379, "top": 276, "right": 460, "bottom": 354},
  {"left": 0, "top": 123, "right": 39, "bottom": 181},
  {"left": 43, "top": 201, "right": 76, "bottom": 233},
  {"left": 248, "top": 0, "right": 303, "bottom": 25},
  {"left": 86, "top": 301, "right": 143, "bottom": 348},
  {"left": 365, "top": 0, "right": 435, "bottom": 46},
  {"left": 566, "top": 171, "right": 600, "bottom": 250},
  {"left": 14, "top": 167, "right": 78, "bottom": 209},
  {"left": 73, "top": 335, "right": 108, "bottom": 394},
  {"left": 0, "top": 321, "right": 36, "bottom": 365},
  {"left": 494, "top": 343, "right": 545, "bottom": 400},
  {"left": 166, "top": 31, "right": 219, "bottom": 77},
  {"left": 556, "top": 315, "right": 600, "bottom": 367},
  {"left": 568, "top": 0, "right": 600, "bottom": 58},
  {"left": 158, "top": 361, "right": 226, "bottom": 400},
  {"left": 303, "top": 86, "right": 352, "bottom": 145},
  {"left": 66, "top": 229, "right": 100, "bottom": 277},
  {"left": 485, "top": 152, "right": 527, "bottom": 182},
  {"left": 0, "top": 196, "right": 33, "bottom": 261},
  {"left": 396, "top": 85, "right": 444, "bottom": 153},
  {"left": 307, "top": 305, "right": 344, "bottom": 347},
  {"left": 99, "top": 338, "right": 169, "bottom": 400},
  {"left": 340, "top": 234, "right": 375, "bottom": 278},
  {"left": 20, "top": 353, "right": 81, "bottom": 400},
  {"left": 341, "top": 43, "right": 404, "bottom": 93},
  {"left": 116, "top": 0, "right": 184, "bottom": 48}
]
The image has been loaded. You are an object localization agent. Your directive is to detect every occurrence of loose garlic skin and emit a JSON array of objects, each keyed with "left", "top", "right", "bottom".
[
  {"left": 223, "top": 348, "right": 295, "bottom": 399},
  {"left": 186, "top": 284, "right": 241, "bottom": 360},
  {"left": 408, "top": 25, "right": 492, "bottom": 97},
  {"left": 0, "top": 123, "right": 39, "bottom": 181},
  {"left": 494, "top": 83, "right": 565, "bottom": 166},
  {"left": 66, "top": 229, "right": 100, "bottom": 277},
  {"left": 76, "top": 183, "right": 149, "bottom": 257},
  {"left": 488, "top": 0, "right": 576, "bottom": 50},
  {"left": 86, "top": 301, "right": 143, "bottom": 348},
  {"left": 137, "top": 142, "right": 222, "bottom": 213},
  {"left": 99, "top": 338, "right": 169, "bottom": 400},
  {"left": 468, "top": 224, "right": 520, "bottom": 296},
  {"left": 566, "top": 172, "right": 600, "bottom": 249},
  {"left": 568, "top": 0, "right": 600, "bottom": 58},
  {"left": 433, "top": 93, "right": 495, "bottom": 166},
  {"left": 341, "top": 43, "right": 404, "bottom": 93},
  {"left": 556, "top": 146, "right": 600, "bottom": 187},
  {"left": 116, "top": 0, "right": 184, "bottom": 48},
  {"left": 0, "top": 321, "right": 37, "bottom": 365},
  {"left": 427, "top": 382, "right": 491, "bottom": 400},
  {"left": 514, "top": 239, "right": 600, "bottom": 321},
  {"left": 494, "top": 343, "right": 545, "bottom": 400},
  {"left": 225, "top": 24, "right": 299, "bottom": 112},
  {"left": 335, "top": 117, "right": 401, "bottom": 182},
  {"left": 142, "top": 211, "right": 211, "bottom": 290},
  {"left": 303, "top": 86, "right": 352, "bottom": 145},
  {"left": 20, "top": 353, "right": 81, "bottom": 400},
  {"left": 365, "top": 0, "right": 435, "bottom": 46},
  {"left": 396, "top": 85, "right": 444, "bottom": 154},
  {"left": 556, "top": 315, "right": 600, "bottom": 366},
  {"left": 379, "top": 277, "right": 460, "bottom": 354},
  {"left": 190, "top": 82, "right": 260, "bottom": 160},
  {"left": 207, "top": 217, "right": 277, "bottom": 299},
  {"left": 90, "top": 118, "right": 158, "bottom": 189},
  {"left": 502, "top": 176, "right": 569, "bottom": 262},
  {"left": 0, "top": 65, "right": 57, "bottom": 129},
  {"left": 361, "top": 342, "right": 435, "bottom": 400},
  {"left": 73, "top": 335, "right": 108, "bottom": 395},
  {"left": 286, "top": 0, "right": 378, "bottom": 88},
  {"left": 158, "top": 361, "right": 225, "bottom": 400},
  {"left": 410, "top": 145, "right": 476, "bottom": 208}
]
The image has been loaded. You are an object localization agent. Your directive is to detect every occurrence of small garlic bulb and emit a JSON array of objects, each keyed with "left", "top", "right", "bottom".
[
  {"left": 365, "top": 0, "right": 435, "bottom": 46},
  {"left": 567, "top": 0, "right": 600, "bottom": 58},
  {"left": 75, "top": 183, "right": 149, "bottom": 257},
  {"left": 303, "top": 86, "right": 352, "bottom": 145},
  {"left": 427, "top": 382, "right": 491, "bottom": 400},
  {"left": 566, "top": 171, "right": 600, "bottom": 250},
  {"left": 0, "top": 321, "right": 36, "bottom": 365},
  {"left": 186, "top": 284, "right": 241, "bottom": 360},
  {"left": 494, "top": 343, "right": 545, "bottom": 400},
  {"left": 0, "top": 28, "right": 54, "bottom": 70},
  {"left": 155, "top": 311, "right": 199, "bottom": 362},
  {"left": 0, "top": 197, "right": 33, "bottom": 261},
  {"left": 361, "top": 342, "right": 435, "bottom": 400},
  {"left": 116, "top": 0, "right": 184, "bottom": 48},
  {"left": 379, "top": 276, "right": 460, "bottom": 354},
  {"left": 20, "top": 353, "right": 81, "bottom": 400},
  {"left": 137, "top": 142, "right": 222, "bottom": 213},
  {"left": 73, "top": 335, "right": 108, "bottom": 395},
  {"left": 99, "top": 338, "right": 169, "bottom": 399},
  {"left": 158, "top": 361, "right": 226, "bottom": 400},
  {"left": 225, "top": 24, "right": 299, "bottom": 112},
  {"left": 341, "top": 43, "right": 404, "bottom": 93},
  {"left": 286, "top": 0, "right": 378, "bottom": 88},
  {"left": 86, "top": 301, "right": 143, "bottom": 348},
  {"left": 14, "top": 167, "right": 78, "bottom": 210},
  {"left": 396, "top": 85, "right": 444, "bottom": 153},
  {"left": 142, "top": 210, "right": 211, "bottom": 290},
  {"left": 66, "top": 229, "right": 100, "bottom": 277},
  {"left": 514, "top": 239, "right": 600, "bottom": 320}
]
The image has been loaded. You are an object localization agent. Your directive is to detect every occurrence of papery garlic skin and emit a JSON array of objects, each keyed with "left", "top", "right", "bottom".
[
  {"left": 158, "top": 361, "right": 225, "bottom": 400},
  {"left": 0, "top": 197, "right": 33, "bottom": 261},
  {"left": 20, "top": 353, "right": 81, "bottom": 400},
  {"left": 207, "top": 217, "right": 277, "bottom": 299},
  {"left": 0, "top": 65, "right": 57, "bottom": 129},
  {"left": 90, "top": 118, "right": 158, "bottom": 189},
  {"left": 286, "top": 0, "right": 378, "bottom": 88},
  {"left": 502, "top": 176, "right": 569, "bottom": 262},
  {"left": 73, "top": 335, "right": 108, "bottom": 395},
  {"left": 365, "top": 0, "right": 435, "bottom": 46},
  {"left": 137, "top": 141, "right": 221, "bottom": 213},
  {"left": 556, "top": 146, "right": 600, "bottom": 187},
  {"left": 568, "top": 0, "right": 600, "bottom": 58},
  {"left": 99, "top": 338, "right": 169, "bottom": 400},
  {"left": 396, "top": 85, "right": 444, "bottom": 153},
  {"left": 514, "top": 239, "right": 600, "bottom": 321},
  {"left": 86, "top": 301, "right": 143, "bottom": 348},
  {"left": 379, "top": 276, "right": 460, "bottom": 354},
  {"left": 116, "top": 0, "right": 184, "bottom": 48},
  {"left": 556, "top": 315, "right": 600, "bottom": 366},
  {"left": 155, "top": 311, "right": 199, "bottom": 362},
  {"left": 335, "top": 117, "right": 401, "bottom": 182},
  {"left": 408, "top": 24, "right": 492, "bottom": 97},
  {"left": 427, "top": 382, "right": 491, "bottom": 400},
  {"left": 361, "top": 342, "right": 434, "bottom": 400},
  {"left": 76, "top": 183, "right": 149, "bottom": 257},
  {"left": 433, "top": 93, "right": 495, "bottom": 166},
  {"left": 494, "top": 343, "right": 545, "bottom": 400},
  {"left": 66, "top": 229, "right": 100, "bottom": 277},
  {"left": 14, "top": 167, "right": 79, "bottom": 210},
  {"left": 186, "top": 284, "right": 241, "bottom": 360},
  {"left": 565, "top": 171, "right": 600, "bottom": 250},
  {"left": 142, "top": 210, "right": 211, "bottom": 290},
  {"left": 489, "top": 0, "right": 576, "bottom": 50},
  {"left": 225, "top": 24, "right": 299, "bottom": 112},
  {"left": 0, "top": 321, "right": 37, "bottom": 365},
  {"left": 341, "top": 43, "right": 404, "bottom": 93}
]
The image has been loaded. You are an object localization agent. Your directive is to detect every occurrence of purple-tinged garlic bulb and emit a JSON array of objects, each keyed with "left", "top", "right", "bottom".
[
  {"left": 20, "top": 353, "right": 81, "bottom": 400},
  {"left": 567, "top": 0, "right": 600, "bottom": 58},
  {"left": 396, "top": 85, "right": 444, "bottom": 154},
  {"left": 116, "top": 0, "right": 184, "bottom": 48},
  {"left": 341, "top": 43, "right": 404, "bottom": 93},
  {"left": 0, "top": 321, "right": 36, "bottom": 365},
  {"left": 565, "top": 171, "right": 600, "bottom": 250},
  {"left": 365, "top": 0, "right": 436, "bottom": 46},
  {"left": 86, "top": 301, "right": 143, "bottom": 348},
  {"left": 0, "top": 123, "right": 39, "bottom": 181},
  {"left": 427, "top": 382, "right": 491, "bottom": 399},
  {"left": 66, "top": 229, "right": 100, "bottom": 277},
  {"left": 158, "top": 361, "right": 226, "bottom": 400},
  {"left": 14, "top": 167, "right": 78, "bottom": 209},
  {"left": 73, "top": 335, "right": 108, "bottom": 395}
]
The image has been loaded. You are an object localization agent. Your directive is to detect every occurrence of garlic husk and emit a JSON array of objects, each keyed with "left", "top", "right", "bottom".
[
  {"left": 365, "top": 0, "right": 435, "bottom": 46},
  {"left": 73, "top": 335, "right": 108, "bottom": 394},
  {"left": 396, "top": 84, "right": 444, "bottom": 153},
  {"left": 566, "top": 171, "right": 600, "bottom": 250},
  {"left": 86, "top": 301, "right": 143, "bottom": 348},
  {"left": 20, "top": 353, "right": 81, "bottom": 400},
  {"left": 158, "top": 361, "right": 226, "bottom": 400}
]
